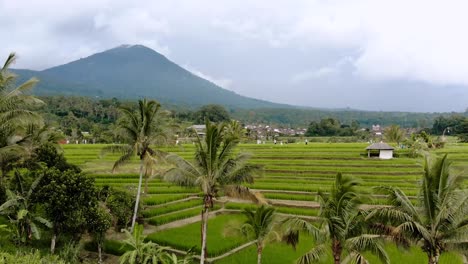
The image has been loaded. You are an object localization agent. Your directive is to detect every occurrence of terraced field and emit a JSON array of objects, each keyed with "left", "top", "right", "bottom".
[{"left": 63, "top": 142, "right": 468, "bottom": 263}]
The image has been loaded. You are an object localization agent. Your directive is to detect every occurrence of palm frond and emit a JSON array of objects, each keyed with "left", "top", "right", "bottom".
[
  {"left": 282, "top": 217, "right": 322, "bottom": 241},
  {"left": 395, "top": 221, "right": 431, "bottom": 242},
  {"left": 297, "top": 244, "right": 328, "bottom": 264},
  {"left": 112, "top": 151, "right": 135, "bottom": 172},
  {"left": 345, "top": 234, "right": 389, "bottom": 264},
  {"left": 34, "top": 216, "right": 53, "bottom": 229}
]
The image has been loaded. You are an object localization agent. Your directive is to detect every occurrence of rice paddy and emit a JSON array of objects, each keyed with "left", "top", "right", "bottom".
[{"left": 63, "top": 142, "right": 468, "bottom": 263}]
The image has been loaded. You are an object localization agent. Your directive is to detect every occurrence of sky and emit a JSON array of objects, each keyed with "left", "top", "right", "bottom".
[{"left": 2, "top": 0, "right": 468, "bottom": 112}]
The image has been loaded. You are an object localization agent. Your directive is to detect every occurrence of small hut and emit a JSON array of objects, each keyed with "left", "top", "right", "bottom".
[
  {"left": 189, "top": 125, "right": 206, "bottom": 137},
  {"left": 366, "top": 142, "right": 394, "bottom": 159}
]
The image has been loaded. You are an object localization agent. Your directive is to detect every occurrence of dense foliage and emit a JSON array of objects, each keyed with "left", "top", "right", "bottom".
[
  {"left": 305, "top": 118, "right": 359, "bottom": 136},
  {"left": 432, "top": 115, "right": 468, "bottom": 142},
  {"left": 193, "top": 104, "right": 231, "bottom": 123}
]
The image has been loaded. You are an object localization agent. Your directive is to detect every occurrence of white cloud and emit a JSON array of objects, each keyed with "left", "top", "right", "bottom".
[
  {"left": 183, "top": 64, "right": 233, "bottom": 89},
  {"left": 2, "top": 0, "right": 468, "bottom": 111},
  {"left": 6, "top": 0, "right": 468, "bottom": 85}
]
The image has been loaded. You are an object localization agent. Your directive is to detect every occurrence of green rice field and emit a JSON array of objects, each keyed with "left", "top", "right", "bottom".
[{"left": 63, "top": 142, "right": 468, "bottom": 263}]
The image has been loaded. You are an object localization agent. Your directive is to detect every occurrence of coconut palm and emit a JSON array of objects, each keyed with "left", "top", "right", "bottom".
[
  {"left": 241, "top": 205, "right": 280, "bottom": 264},
  {"left": 367, "top": 154, "right": 468, "bottom": 264},
  {"left": 164, "top": 120, "right": 263, "bottom": 264},
  {"left": 102, "top": 99, "right": 168, "bottom": 232},
  {"left": 0, "top": 53, "right": 43, "bottom": 183},
  {"left": 285, "top": 173, "right": 389, "bottom": 264},
  {"left": 384, "top": 125, "right": 405, "bottom": 145},
  {"left": 17, "top": 124, "right": 65, "bottom": 169}
]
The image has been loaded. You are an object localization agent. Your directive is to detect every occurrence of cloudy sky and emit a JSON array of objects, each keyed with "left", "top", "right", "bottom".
[{"left": 2, "top": 0, "right": 468, "bottom": 112}]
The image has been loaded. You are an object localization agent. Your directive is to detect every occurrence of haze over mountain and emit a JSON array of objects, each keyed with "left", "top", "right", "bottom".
[{"left": 13, "top": 45, "right": 288, "bottom": 109}]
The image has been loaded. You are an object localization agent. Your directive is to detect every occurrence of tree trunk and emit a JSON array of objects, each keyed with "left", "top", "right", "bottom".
[
  {"left": 130, "top": 160, "right": 144, "bottom": 233},
  {"left": 144, "top": 174, "right": 148, "bottom": 194},
  {"left": 332, "top": 239, "right": 342, "bottom": 264},
  {"left": 98, "top": 243, "right": 102, "bottom": 264},
  {"left": 200, "top": 206, "right": 209, "bottom": 264},
  {"left": 428, "top": 252, "right": 440, "bottom": 264},
  {"left": 257, "top": 246, "right": 263, "bottom": 264},
  {"left": 50, "top": 233, "right": 57, "bottom": 254}
]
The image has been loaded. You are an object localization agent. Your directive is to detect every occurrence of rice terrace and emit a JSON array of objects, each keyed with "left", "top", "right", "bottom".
[{"left": 60, "top": 141, "right": 468, "bottom": 263}]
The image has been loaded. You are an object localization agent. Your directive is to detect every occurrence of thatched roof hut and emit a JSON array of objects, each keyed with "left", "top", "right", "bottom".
[{"left": 366, "top": 142, "right": 394, "bottom": 159}]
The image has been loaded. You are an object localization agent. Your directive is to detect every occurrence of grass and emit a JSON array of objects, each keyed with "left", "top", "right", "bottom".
[
  {"left": 217, "top": 233, "right": 315, "bottom": 264},
  {"left": 218, "top": 239, "right": 463, "bottom": 264}
]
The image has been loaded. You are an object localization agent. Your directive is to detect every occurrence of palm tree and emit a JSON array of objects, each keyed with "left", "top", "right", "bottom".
[
  {"left": 0, "top": 172, "right": 52, "bottom": 243},
  {"left": 0, "top": 53, "right": 43, "bottom": 183},
  {"left": 17, "top": 124, "right": 64, "bottom": 169},
  {"left": 241, "top": 205, "right": 280, "bottom": 264},
  {"left": 102, "top": 99, "right": 168, "bottom": 232},
  {"left": 367, "top": 154, "right": 468, "bottom": 264},
  {"left": 285, "top": 173, "right": 389, "bottom": 264},
  {"left": 164, "top": 120, "right": 263, "bottom": 264},
  {"left": 384, "top": 125, "right": 405, "bottom": 145}
]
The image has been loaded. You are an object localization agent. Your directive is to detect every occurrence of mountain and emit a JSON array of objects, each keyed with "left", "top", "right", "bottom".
[{"left": 13, "top": 45, "right": 290, "bottom": 109}]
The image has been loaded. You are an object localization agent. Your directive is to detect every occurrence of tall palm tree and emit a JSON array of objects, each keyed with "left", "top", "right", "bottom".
[
  {"left": 102, "top": 99, "right": 168, "bottom": 232},
  {"left": 0, "top": 53, "right": 43, "bottom": 183},
  {"left": 367, "top": 154, "right": 468, "bottom": 264},
  {"left": 241, "top": 205, "right": 280, "bottom": 264},
  {"left": 164, "top": 120, "right": 263, "bottom": 264},
  {"left": 285, "top": 173, "right": 389, "bottom": 264}
]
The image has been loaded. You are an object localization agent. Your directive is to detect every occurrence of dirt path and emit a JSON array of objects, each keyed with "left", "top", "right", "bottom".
[{"left": 268, "top": 199, "right": 320, "bottom": 208}]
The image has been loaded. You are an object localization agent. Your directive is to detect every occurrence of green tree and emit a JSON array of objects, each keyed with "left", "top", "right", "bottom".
[
  {"left": 88, "top": 205, "right": 112, "bottom": 264},
  {"left": 103, "top": 99, "right": 168, "bottom": 232},
  {"left": 285, "top": 173, "right": 388, "bottom": 264},
  {"left": 367, "top": 154, "right": 468, "bottom": 264},
  {"left": 241, "top": 205, "right": 280, "bottom": 264},
  {"left": 33, "top": 168, "right": 97, "bottom": 253},
  {"left": 194, "top": 104, "right": 230, "bottom": 123},
  {"left": 164, "top": 120, "right": 263, "bottom": 263},
  {"left": 105, "top": 187, "right": 136, "bottom": 230}
]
